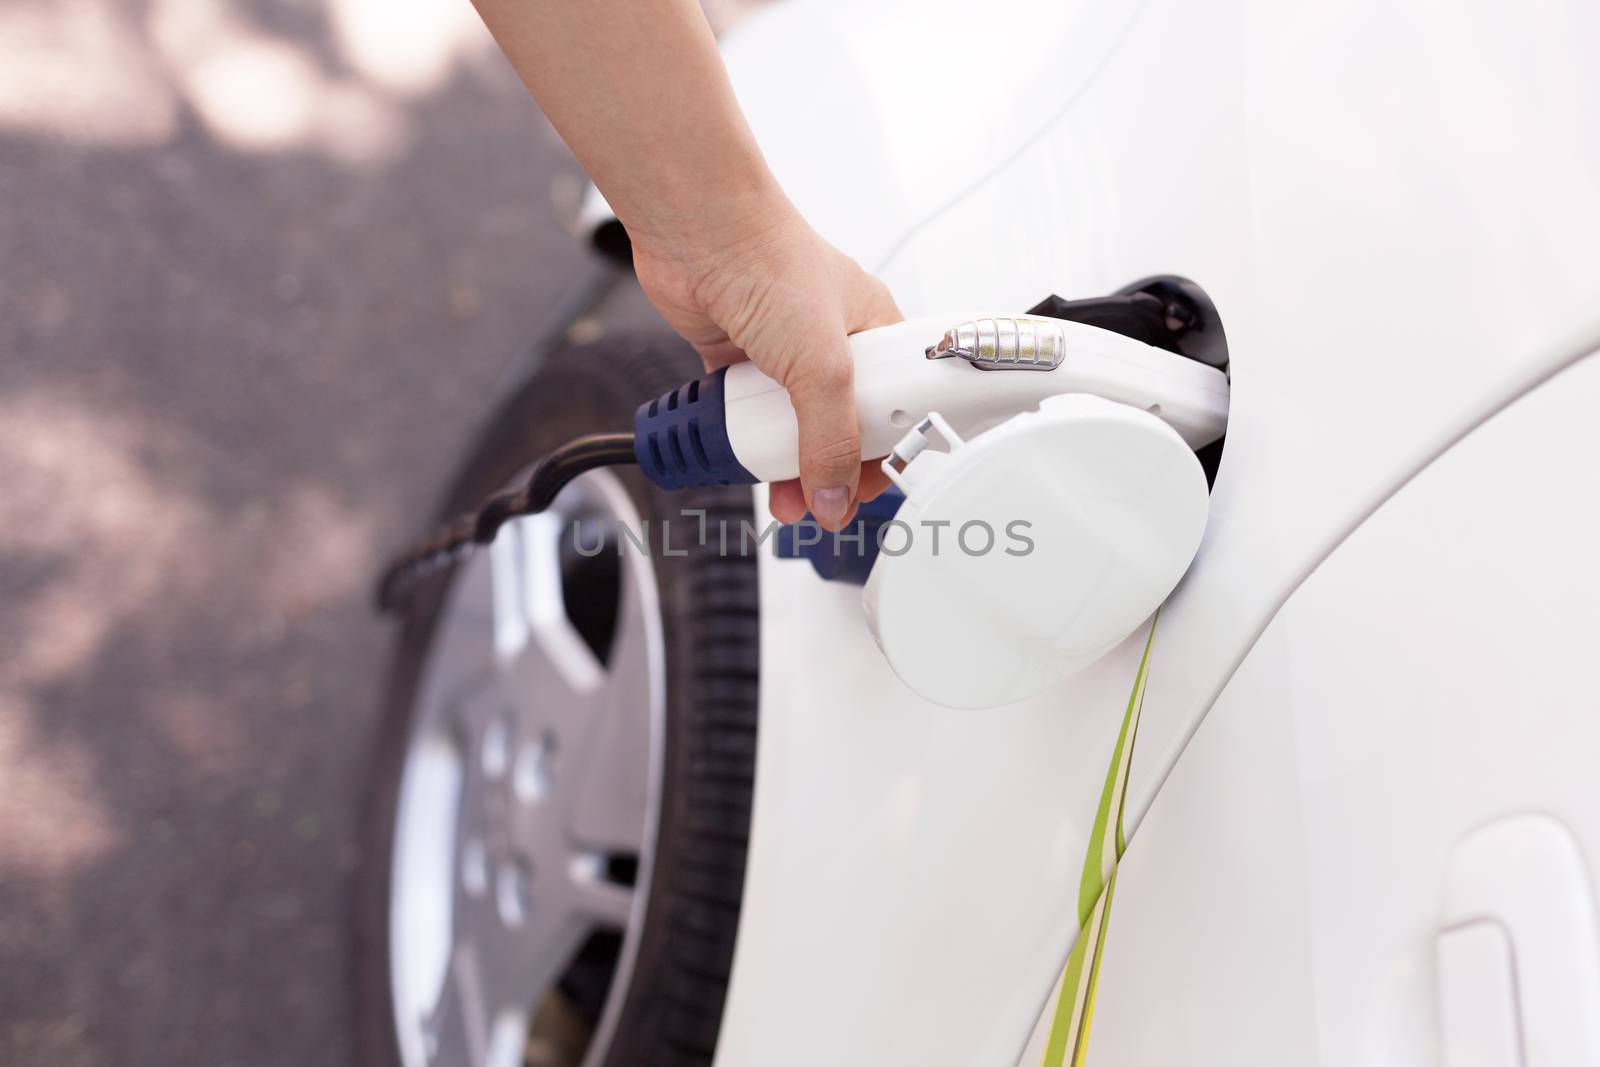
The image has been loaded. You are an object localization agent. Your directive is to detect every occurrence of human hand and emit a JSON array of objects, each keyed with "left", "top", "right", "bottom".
[
  {"left": 469, "top": 0, "right": 896, "bottom": 524},
  {"left": 630, "top": 202, "right": 902, "bottom": 530}
]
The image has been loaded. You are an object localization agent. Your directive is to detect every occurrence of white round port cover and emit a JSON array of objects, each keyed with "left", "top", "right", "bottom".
[{"left": 862, "top": 394, "right": 1210, "bottom": 709}]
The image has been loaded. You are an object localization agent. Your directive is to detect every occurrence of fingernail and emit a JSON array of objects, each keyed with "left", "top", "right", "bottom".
[{"left": 812, "top": 487, "right": 849, "bottom": 528}]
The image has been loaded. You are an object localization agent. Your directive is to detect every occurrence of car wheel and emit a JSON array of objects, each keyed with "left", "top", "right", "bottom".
[{"left": 357, "top": 334, "right": 760, "bottom": 1067}]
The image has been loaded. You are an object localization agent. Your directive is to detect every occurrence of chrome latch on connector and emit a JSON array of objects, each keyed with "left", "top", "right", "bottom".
[{"left": 924, "top": 316, "right": 1067, "bottom": 371}]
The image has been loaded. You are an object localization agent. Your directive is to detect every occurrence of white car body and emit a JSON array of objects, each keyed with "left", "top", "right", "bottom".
[{"left": 674, "top": 0, "right": 1600, "bottom": 1064}]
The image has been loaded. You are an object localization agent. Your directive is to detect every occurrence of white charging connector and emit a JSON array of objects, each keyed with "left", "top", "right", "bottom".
[{"left": 719, "top": 314, "right": 1229, "bottom": 485}]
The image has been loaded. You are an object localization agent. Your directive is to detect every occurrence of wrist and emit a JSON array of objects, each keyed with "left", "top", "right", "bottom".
[{"left": 620, "top": 162, "right": 797, "bottom": 270}]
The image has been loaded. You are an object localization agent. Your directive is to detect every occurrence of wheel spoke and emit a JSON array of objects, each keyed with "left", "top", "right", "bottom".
[
  {"left": 498, "top": 628, "right": 597, "bottom": 741},
  {"left": 478, "top": 892, "right": 590, "bottom": 1025},
  {"left": 490, "top": 513, "right": 604, "bottom": 743},
  {"left": 565, "top": 563, "right": 658, "bottom": 853},
  {"left": 569, "top": 866, "right": 635, "bottom": 930},
  {"left": 436, "top": 882, "right": 596, "bottom": 1065},
  {"left": 491, "top": 514, "right": 604, "bottom": 681},
  {"left": 426, "top": 941, "right": 490, "bottom": 1067}
]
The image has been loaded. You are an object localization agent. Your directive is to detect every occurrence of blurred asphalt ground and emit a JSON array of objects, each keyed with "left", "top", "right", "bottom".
[{"left": 0, "top": 0, "right": 680, "bottom": 1062}]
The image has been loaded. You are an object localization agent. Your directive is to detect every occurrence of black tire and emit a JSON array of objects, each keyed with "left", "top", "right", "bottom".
[{"left": 356, "top": 334, "right": 760, "bottom": 1067}]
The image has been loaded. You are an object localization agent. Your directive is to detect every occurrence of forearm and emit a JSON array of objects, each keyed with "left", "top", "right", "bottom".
[{"left": 471, "top": 0, "right": 787, "bottom": 255}]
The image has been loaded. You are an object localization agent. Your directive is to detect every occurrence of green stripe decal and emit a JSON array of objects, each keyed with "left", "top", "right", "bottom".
[
  {"left": 1076, "top": 869, "right": 1117, "bottom": 1067},
  {"left": 1042, "top": 617, "right": 1157, "bottom": 1067}
]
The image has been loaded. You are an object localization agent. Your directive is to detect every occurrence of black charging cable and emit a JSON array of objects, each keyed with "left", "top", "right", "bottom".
[{"left": 374, "top": 432, "right": 636, "bottom": 614}]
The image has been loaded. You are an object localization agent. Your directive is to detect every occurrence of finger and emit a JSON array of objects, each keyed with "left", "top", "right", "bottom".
[
  {"left": 856, "top": 462, "right": 892, "bottom": 503},
  {"left": 769, "top": 479, "right": 861, "bottom": 529},
  {"left": 768, "top": 479, "right": 807, "bottom": 524},
  {"left": 784, "top": 342, "right": 861, "bottom": 532}
]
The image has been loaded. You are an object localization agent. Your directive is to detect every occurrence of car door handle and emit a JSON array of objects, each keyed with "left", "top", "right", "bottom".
[{"left": 1437, "top": 814, "right": 1600, "bottom": 1067}]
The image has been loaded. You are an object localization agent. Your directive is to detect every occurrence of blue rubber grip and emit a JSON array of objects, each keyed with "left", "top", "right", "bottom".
[
  {"left": 634, "top": 366, "right": 758, "bottom": 489},
  {"left": 774, "top": 488, "right": 906, "bottom": 585}
]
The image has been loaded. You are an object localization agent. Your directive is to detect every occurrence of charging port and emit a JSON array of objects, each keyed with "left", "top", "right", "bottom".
[{"left": 1028, "top": 275, "right": 1229, "bottom": 485}]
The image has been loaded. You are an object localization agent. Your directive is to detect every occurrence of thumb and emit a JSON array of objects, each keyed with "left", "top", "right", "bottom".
[{"left": 784, "top": 341, "right": 861, "bottom": 531}]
